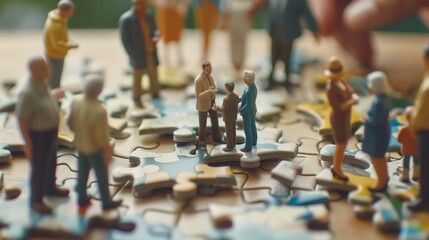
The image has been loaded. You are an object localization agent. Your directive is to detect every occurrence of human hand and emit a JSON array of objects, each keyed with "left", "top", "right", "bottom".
[
  {"left": 309, "top": 0, "right": 429, "bottom": 69},
  {"left": 69, "top": 42, "right": 78, "bottom": 49},
  {"left": 212, "top": 104, "right": 218, "bottom": 111},
  {"left": 209, "top": 86, "right": 218, "bottom": 94}
]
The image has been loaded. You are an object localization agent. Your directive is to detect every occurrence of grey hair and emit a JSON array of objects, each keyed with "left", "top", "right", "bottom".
[
  {"left": 243, "top": 70, "right": 255, "bottom": 84},
  {"left": 58, "top": 0, "right": 74, "bottom": 11},
  {"left": 201, "top": 60, "right": 211, "bottom": 69},
  {"left": 83, "top": 74, "right": 104, "bottom": 98},
  {"left": 367, "top": 71, "right": 389, "bottom": 94}
]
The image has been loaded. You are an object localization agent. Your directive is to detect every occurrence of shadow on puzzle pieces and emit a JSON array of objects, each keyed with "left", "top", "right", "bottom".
[
  {"left": 297, "top": 101, "right": 363, "bottom": 137},
  {"left": 124, "top": 65, "right": 189, "bottom": 90},
  {"left": 0, "top": 79, "right": 16, "bottom": 113},
  {"left": 131, "top": 98, "right": 197, "bottom": 121},
  {"left": 108, "top": 214, "right": 184, "bottom": 240},
  {"left": 355, "top": 115, "right": 405, "bottom": 152},
  {"left": 0, "top": 179, "right": 130, "bottom": 239},
  {"left": 112, "top": 144, "right": 236, "bottom": 199},
  {"left": 208, "top": 203, "right": 331, "bottom": 240}
]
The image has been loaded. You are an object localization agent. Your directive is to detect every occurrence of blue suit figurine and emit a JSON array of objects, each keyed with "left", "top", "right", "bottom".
[{"left": 240, "top": 70, "right": 257, "bottom": 152}]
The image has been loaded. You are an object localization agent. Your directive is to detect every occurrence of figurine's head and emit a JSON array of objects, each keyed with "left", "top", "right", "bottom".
[
  {"left": 28, "top": 57, "right": 49, "bottom": 83},
  {"left": 367, "top": 71, "right": 390, "bottom": 95},
  {"left": 243, "top": 70, "right": 255, "bottom": 86},
  {"left": 405, "top": 106, "right": 414, "bottom": 123},
  {"left": 58, "top": 0, "right": 75, "bottom": 19},
  {"left": 202, "top": 60, "right": 212, "bottom": 76},
  {"left": 83, "top": 74, "right": 104, "bottom": 98},
  {"left": 423, "top": 43, "right": 429, "bottom": 70},
  {"left": 324, "top": 56, "right": 345, "bottom": 79},
  {"left": 224, "top": 81, "right": 235, "bottom": 94},
  {"left": 133, "top": 0, "right": 147, "bottom": 13}
]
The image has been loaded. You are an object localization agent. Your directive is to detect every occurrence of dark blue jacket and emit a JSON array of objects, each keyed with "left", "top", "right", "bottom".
[
  {"left": 119, "top": 9, "right": 159, "bottom": 69},
  {"left": 240, "top": 83, "right": 257, "bottom": 117}
]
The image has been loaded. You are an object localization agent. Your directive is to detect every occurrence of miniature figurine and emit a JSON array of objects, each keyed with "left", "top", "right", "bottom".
[
  {"left": 120, "top": 0, "right": 161, "bottom": 108},
  {"left": 44, "top": 0, "right": 78, "bottom": 89},
  {"left": 362, "top": 71, "right": 391, "bottom": 192},
  {"left": 67, "top": 74, "right": 122, "bottom": 210},
  {"left": 240, "top": 70, "right": 258, "bottom": 152},
  {"left": 192, "top": 0, "right": 220, "bottom": 60},
  {"left": 408, "top": 44, "right": 429, "bottom": 211},
  {"left": 195, "top": 60, "right": 221, "bottom": 148},
  {"left": 397, "top": 106, "right": 419, "bottom": 183},
  {"left": 212, "top": 81, "right": 240, "bottom": 151},
  {"left": 249, "top": 0, "right": 319, "bottom": 91},
  {"left": 16, "top": 57, "right": 69, "bottom": 214},
  {"left": 325, "top": 57, "right": 358, "bottom": 182},
  {"left": 219, "top": 0, "right": 254, "bottom": 75},
  {"left": 151, "top": 0, "right": 189, "bottom": 66}
]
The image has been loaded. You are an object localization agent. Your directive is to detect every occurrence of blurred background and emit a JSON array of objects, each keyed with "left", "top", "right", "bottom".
[{"left": 0, "top": 0, "right": 427, "bottom": 32}]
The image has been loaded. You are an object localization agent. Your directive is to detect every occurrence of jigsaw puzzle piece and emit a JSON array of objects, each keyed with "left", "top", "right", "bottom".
[
  {"left": 207, "top": 142, "right": 297, "bottom": 167},
  {"left": 297, "top": 101, "right": 363, "bottom": 137},
  {"left": 113, "top": 144, "right": 236, "bottom": 199},
  {"left": 208, "top": 203, "right": 331, "bottom": 240}
]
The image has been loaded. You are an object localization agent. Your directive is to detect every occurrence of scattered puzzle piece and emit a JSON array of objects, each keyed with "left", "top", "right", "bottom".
[{"left": 112, "top": 144, "right": 236, "bottom": 199}]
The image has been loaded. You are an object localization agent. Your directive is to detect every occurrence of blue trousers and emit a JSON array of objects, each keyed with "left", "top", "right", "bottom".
[
  {"left": 46, "top": 56, "right": 64, "bottom": 89},
  {"left": 29, "top": 128, "right": 58, "bottom": 203},
  {"left": 77, "top": 151, "right": 112, "bottom": 206},
  {"left": 402, "top": 155, "right": 420, "bottom": 169},
  {"left": 242, "top": 114, "right": 257, "bottom": 149}
]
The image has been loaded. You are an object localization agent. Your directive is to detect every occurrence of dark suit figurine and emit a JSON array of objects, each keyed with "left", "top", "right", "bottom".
[
  {"left": 240, "top": 70, "right": 258, "bottom": 152},
  {"left": 250, "top": 0, "right": 319, "bottom": 91},
  {"left": 120, "top": 0, "right": 160, "bottom": 108},
  {"left": 212, "top": 81, "right": 240, "bottom": 152}
]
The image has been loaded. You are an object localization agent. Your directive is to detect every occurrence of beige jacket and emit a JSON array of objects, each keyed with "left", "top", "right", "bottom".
[
  {"left": 67, "top": 95, "right": 110, "bottom": 155},
  {"left": 194, "top": 73, "right": 217, "bottom": 112}
]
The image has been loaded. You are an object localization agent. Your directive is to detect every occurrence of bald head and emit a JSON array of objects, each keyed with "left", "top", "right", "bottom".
[
  {"left": 28, "top": 57, "right": 49, "bottom": 83},
  {"left": 58, "top": 0, "right": 75, "bottom": 18}
]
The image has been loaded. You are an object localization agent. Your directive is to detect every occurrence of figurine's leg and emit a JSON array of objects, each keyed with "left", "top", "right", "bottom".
[
  {"left": 269, "top": 37, "right": 280, "bottom": 84},
  {"left": 232, "top": 121, "right": 236, "bottom": 148},
  {"left": 46, "top": 56, "right": 64, "bottom": 89},
  {"left": 132, "top": 68, "right": 144, "bottom": 108},
  {"left": 29, "top": 131, "right": 48, "bottom": 204},
  {"left": 209, "top": 107, "right": 221, "bottom": 143},
  {"left": 44, "top": 128, "right": 59, "bottom": 194},
  {"left": 89, "top": 152, "right": 112, "bottom": 206},
  {"left": 370, "top": 156, "right": 389, "bottom": 190},
  {"left": 332, "top": 143, "right": 348, "bottom": 180},
  {"left": 225, "top": 121, "right": 234, "bottom": 149},
  {"left": 198, "top": 111, "right": 208, "bottom": 145},
  {"left": 401, "top": 155, "right": 410, "bottom": 182},
  {"left": 250, "top": 115, "right": 257, "bottom": 147},
  {"left": 146, "top": 55, "right": 160, "bottom": 98},
  {"left": 281, "top": 41, "right": 294, "bottom": 88},
  {"left": 77, "top": 153, "right": 91, "bottom": 204},
  {"left": 243, "top": 116, "right": 253, "bottom": 149}
]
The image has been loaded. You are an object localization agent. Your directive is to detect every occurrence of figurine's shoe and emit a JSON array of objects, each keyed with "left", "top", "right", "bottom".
[
  {"left": 46, "top": 188, "right": 70, "bottom": 197},
  {"left": 78, "top": 198, "right": 92, "bottom": 208},
  {"left": 407, "top": 198, "right": 429, "bottom": 212},
  {"left": 31, "top": 202, "right": 52, "bottom": 214},
  {"left": 240, "top": 147, "right": 252, "bottom": 152},
  {"left": 330, "top": 167, "right": 349, "bottom": 182},
  {"left": 222, "top": 147, "right": 233, "bottom": 152},
  {"left": 103, "top": 199, "right": 123, "bottom": 210}
]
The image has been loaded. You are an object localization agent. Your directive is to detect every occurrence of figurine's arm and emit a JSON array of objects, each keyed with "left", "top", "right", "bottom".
[
  {"left": 365, "top": 97, "right": 388, "bottom": 127},
  {"left": 300, "top": 0, "right": 319, "bottom": 34},
  {"left": 66, "top": 100, "right": 75, "bottom": 132},
  {"left": 96, "top": 108, "right": 112, "bottom": 164},
  {"left": 195, "top": 79, "right": 215, "bottom": 100},
  {"left": 119, "top": 17, "right": 135, "bottom": 58},
  {"left": 47, "top": 26, "right": 77, "bottom": 52},
  {"left": 412, "top": 87, "right": 429, "bottom": 132},
  {"left": 18, "top": 118, "right": 32, "bottom": 157}
]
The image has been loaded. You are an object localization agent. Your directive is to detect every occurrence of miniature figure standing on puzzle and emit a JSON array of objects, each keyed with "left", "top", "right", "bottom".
[
  {"left": 325, "top": 57, "right": 358, "bottom": 182},
  {"left": 362, "top": 71, "right": 391, "bottom": 192},
  {"left": 240, "top": 70, "right": 258, "bottom": 152},
  {"left": 249, "top": 0, "right": 319, "bottom": 91},
  {"left": 212, "top": 81, "right": 240, "bottom": 152},
  {"left": 120, "top": 0, "right": 161, "bottom": 108},
  {"left": 407, "top": 44, "right": 429, "bottom": 212},
  {"left": 16, "top": 57, "right": 69, "bottom": 214},
  {"left": 44, "top": 0, "right": 78, "bottom": 89},
  {"left": 397, "top": 106, "right": 420, "bottom": 183},
  {"left": 67, "top": 74, "right": 122, "bottom": 210},
  {"left": 195, "top": 60, "right": 221, "bottom": 149}
]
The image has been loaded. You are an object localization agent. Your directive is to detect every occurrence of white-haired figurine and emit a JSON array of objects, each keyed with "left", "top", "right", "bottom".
[
  {"left": 362, "top": 71, "right": 391, "bottom": 193},
  {"left": 240, "top": 70, "right": 257, "bottom": 152},
  {"left": 67, "top": 74, "right": 122, "bottom": 210}
]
